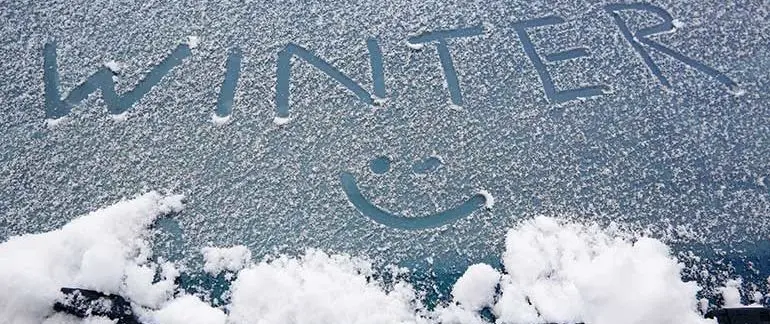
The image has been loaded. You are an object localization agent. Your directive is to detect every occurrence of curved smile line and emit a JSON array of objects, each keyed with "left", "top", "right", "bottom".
[{"left": 340, "top": 172, "right": 488, "bottom": 230}]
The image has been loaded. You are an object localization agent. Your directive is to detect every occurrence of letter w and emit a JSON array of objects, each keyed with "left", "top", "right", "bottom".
[{"left": 43, "top": 42, "right": 191, "bottom": 119}]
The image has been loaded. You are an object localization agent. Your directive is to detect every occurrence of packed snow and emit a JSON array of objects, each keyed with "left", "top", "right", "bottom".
[{"left": 3, "top": 192, "right": 761, "bottom": 323}]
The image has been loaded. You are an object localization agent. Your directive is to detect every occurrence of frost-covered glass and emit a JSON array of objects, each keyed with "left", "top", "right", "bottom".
[{"left": 1, "top": 0, "right": 768, "bottom": 304}]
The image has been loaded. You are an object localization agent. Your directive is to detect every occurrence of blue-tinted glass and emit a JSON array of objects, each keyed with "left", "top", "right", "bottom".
[{"left": 0, "top": 0, "right": 768, "bottom": 313}]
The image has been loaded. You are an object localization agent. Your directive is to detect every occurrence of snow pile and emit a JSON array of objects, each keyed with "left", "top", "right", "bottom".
[
  {"left": 434, "top": 264, "right": 501, "bottom": 324},
  {"left": 0, "top": 194, "right": 731, "bottom": 324},
  {"left": 228, "top": 249, "right": 424, "bottom": 324},
  {"left": 201, "top": 245, "right": 252, "bottom": 275},
  {"left": 152, "top": 295, "right": 226, "bottom": 324},
  {"left": 122, "top": 260, "right": 179, "bottom": 309},
  {"left": 493, "top": 216, "right": 713, "bottom": 324},
  {"left": 0, "top": 192, "right": 184, "bottom": 323},
  {"left": 719, "top": 279, "right": 745, "bottom": 308},
  {"left": 451, "top": 264, "right": 501, "bottom": 311}
]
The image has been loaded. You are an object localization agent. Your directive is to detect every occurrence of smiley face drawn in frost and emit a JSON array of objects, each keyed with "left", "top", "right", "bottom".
[{"left": 340, "top": 156, "right": 492, "bottom": 230}]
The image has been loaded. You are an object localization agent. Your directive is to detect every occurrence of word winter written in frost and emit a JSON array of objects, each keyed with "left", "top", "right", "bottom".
[{"left": 42, "top": 3, "right": 740, "bottom": 125}]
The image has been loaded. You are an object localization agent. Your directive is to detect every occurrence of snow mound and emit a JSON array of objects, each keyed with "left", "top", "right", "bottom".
[
  {"left": 451, "top": 263, "right": 500, "bottom": 311},
  {"left": 494, "top": 216, "right": 713, "bottom": 324},
  {"left": 151, "top": 295, "right": 226, "bottom": 324},
  {"left": 432, "top": 264, "right": 501, "bottom": 324},
  {"left": 227, "top": 249, "right": 424, "bottom": 324},
  {"left": 0, "top": 191, "right": 184, "bottom": 324},
  {"left": 0, "top": 194, "right": 731, "bottom": 324}
]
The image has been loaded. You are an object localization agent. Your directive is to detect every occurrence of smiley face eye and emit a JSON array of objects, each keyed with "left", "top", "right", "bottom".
[{"left": 369, "top": 156, "right": 391, "bottom": 174}]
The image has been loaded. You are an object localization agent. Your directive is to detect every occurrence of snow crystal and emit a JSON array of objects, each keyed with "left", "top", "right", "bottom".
[
  {"left": 477, "top": 189, "right": 494, "bottom": 209},
  {"left": 406, "top": 41, "right": 424, "bottom": 50},
  {"left": 448, "top": 103, "right": 464, "bottom": 111},
  {"left": 201, "top": 245, "right": 252, "bottom": 275},
  {"left": 273, "top": 116, "right": 291, "bottom": 125},
  {"left": 211, "top": 113, "right": 231, "bottom": 126},
  {"left": 103, "top": 61, "right": 124, "bottom": 74},
  {"left": 45, "top": 116, "right": 71, "bottom": 129},
  {"left": 110, "top": 111, "right": 129, "bottom": 122},
  {"left": 371, "top": 96, "right": 388, "bottom": 106},
  {"left": 185, "top": 36, "right": 200, "bottom": 49}
]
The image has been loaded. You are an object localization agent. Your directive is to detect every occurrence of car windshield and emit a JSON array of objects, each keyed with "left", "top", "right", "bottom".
[{"left": 0, "top": 0, "right": 768, "bottom": 323}]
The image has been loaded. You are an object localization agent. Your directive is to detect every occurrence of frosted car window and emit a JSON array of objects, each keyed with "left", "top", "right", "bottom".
[{"left": 1, "top": 0, "right": 768, "bottom": 310}]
